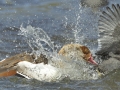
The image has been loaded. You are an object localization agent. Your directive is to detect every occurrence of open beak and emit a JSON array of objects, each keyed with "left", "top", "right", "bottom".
[{"left": 88, "top": 56, "right": 98, "bottom": 65}]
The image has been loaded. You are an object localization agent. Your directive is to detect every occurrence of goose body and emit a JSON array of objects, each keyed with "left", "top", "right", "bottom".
[{"left": 0, "top": 44, "right": 98, "bottom": 81}]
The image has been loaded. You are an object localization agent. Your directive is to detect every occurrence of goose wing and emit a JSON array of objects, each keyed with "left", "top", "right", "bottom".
[{"left": 97, "top": 4, "right": 120, "bottom": 54}]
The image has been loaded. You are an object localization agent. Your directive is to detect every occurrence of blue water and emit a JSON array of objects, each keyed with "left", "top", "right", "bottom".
[{"left": 0, "top": 0, "right": 120, "bottom": 90}]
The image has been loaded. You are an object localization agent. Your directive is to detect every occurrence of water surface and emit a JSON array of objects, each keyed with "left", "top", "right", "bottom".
[{"left": 0, "top": 0, "right": 120, "bottom": 90}]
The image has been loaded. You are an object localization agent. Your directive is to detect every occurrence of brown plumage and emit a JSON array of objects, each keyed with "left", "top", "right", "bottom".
[
  {"left": 58, "top": 44, "right": 98, "bottom": 65},
  {"left": 0, "top": 53, "right": 48, "bottom": 78}
]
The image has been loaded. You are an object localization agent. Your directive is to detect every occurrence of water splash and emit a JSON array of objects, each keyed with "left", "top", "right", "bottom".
[
  {"left": 17, "top": 4, "right": 99, "bottom": 80},
  {"left": 64, "top": 4, "right": 85, "bottom": 44},
  {"left": 64, "top": 3, "right": 98, "bottom": 54},
  {"left": 59, "top": 3, "right": 99, "bottom": 80},
  {"left": 18, "top": 24, "right": 99, "bottom": 80},
  {"left": 50, "top": 54, "right": 99, "bottom": 81},
  {"left": 72, "top": 4, "right": 85, "bottom": 44},
  {"left": 19, "top": 25, "right": 55, "bottom": 56}
]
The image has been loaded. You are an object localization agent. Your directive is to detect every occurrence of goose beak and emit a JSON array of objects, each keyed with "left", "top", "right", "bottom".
[{"left": 88, "top": 56, "right": 98, "bottom": 65}]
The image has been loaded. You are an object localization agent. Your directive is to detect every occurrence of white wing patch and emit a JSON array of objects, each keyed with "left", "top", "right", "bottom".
[{"left": 16, "top": 61, "right": 58, "bottom": 82}]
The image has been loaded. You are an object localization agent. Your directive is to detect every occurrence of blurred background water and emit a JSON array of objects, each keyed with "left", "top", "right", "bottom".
[{"left": 0, "top": 0, "right": 120, "bottom": 90}]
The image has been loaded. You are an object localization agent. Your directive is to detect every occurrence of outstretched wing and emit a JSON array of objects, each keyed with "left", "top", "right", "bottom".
[{"left": 97, "top": 4, "right": 120, "bottom": 54}]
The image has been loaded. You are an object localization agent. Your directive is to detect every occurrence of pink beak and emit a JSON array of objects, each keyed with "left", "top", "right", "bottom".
[{"left": 88, "top": 56, "right": 98, "bottom": 65}]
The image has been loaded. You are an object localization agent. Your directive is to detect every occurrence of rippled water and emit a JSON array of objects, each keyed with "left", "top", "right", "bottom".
[{"left": 0, "top": 0, "right": 120, "bottom": 90}]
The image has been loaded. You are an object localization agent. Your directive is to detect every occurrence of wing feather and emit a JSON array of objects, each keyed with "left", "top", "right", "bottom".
[{"left": 98, "top": 4, "right": 120, "bottom": 54}]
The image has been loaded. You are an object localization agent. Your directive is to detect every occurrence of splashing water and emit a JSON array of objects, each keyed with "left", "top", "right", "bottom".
[
  {"left": 64, "top": 3, "right": 99, "bottom": 55},
  {"left": 57, "top": 4, "right": 99, "bottom": 80},
  {"left": 19, "top": 25, "right": 55, "bottom": 57},
  {"left": 18, "top": 25, "right": 99, "bottom": 81},
  {"left": 17, "top": 3, "right": 99, "bottom": 80},
  {"left": 72, "top": 4, "right": 85, "bottom": 44},
  {"left": 49, "top": 54, "right": 99, "bottom": 81},
  {"left": 64, "top": 4, "right": 85, "bottom": 44}
]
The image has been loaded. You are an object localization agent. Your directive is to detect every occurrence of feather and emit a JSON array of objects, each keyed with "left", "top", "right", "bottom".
[
  {"left": 16, "top": 61, "right": 58, "bottom": 82},
  {"left": 97, "top": 4, "right": 120, "bottom": 54}
]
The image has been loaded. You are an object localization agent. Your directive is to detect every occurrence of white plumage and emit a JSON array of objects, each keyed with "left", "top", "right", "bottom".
[{"left": 17, "top": 61, "right": 58, "bottom": 82}]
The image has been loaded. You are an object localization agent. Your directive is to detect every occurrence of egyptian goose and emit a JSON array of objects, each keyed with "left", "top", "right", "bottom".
[
  {"left": 58, "top": 44, "right": 98, "bottom": 65},
  {"left": 0, "top": 44, "right": 98, "bottom": 81},
  {"left": 97, "top": 4, "right": 120, "bottom": 73}
]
